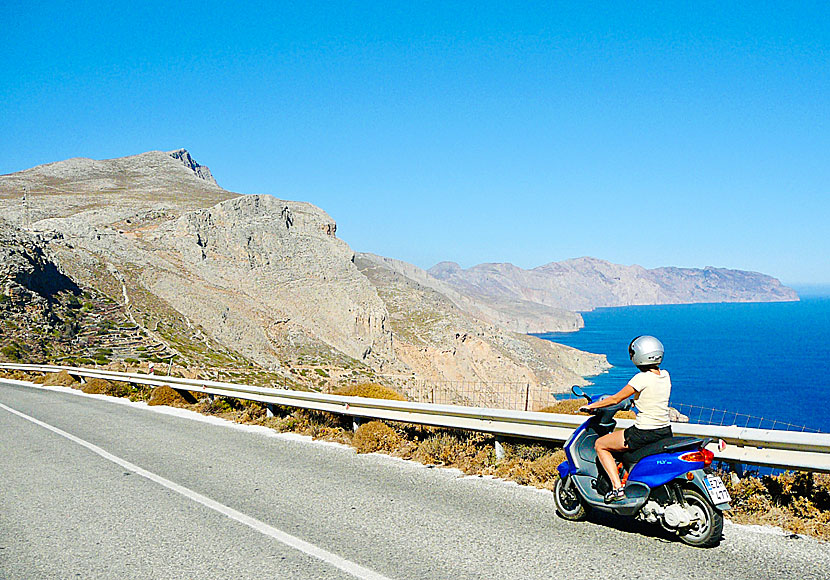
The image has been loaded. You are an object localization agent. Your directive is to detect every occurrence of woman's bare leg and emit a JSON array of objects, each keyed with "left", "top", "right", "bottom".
[{"left": 595, "top": 430, "right": 628, "bottom": 489}]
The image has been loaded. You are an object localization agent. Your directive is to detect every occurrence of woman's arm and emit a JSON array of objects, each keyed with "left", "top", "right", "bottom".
[{"left": 580, "top": 384, "right": 636, "bottom": 411}]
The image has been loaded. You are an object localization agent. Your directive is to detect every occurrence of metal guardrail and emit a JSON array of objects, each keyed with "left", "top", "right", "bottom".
[{"left": 2, "top": 363, "right": 829, "bottom": 473}]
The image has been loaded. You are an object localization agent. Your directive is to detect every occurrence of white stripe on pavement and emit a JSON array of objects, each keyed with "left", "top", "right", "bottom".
[{"left": 0, "top": 402, "right": 394, "bottom": 580}]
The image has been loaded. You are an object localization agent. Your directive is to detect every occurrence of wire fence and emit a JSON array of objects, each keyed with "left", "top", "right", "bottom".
[
  {"left": 667, "top": 402, "right": 824, "bottom": 433},
  {"left": 400, "top": 380, "right": 563, "bottom": 411}
]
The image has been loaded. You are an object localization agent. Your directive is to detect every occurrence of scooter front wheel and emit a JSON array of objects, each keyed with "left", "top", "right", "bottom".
[
  {"left": 677, "top": 488, "right": 723, "bottom": 548},
  {"left": 554, "top": 476, "right": 588, "bottom": 521}
]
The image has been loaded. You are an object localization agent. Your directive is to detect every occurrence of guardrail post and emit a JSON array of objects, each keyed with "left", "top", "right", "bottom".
[
  {"left": 266, "top": 403, "right": 276, "bottom": 418},
  {"left": 353, "top": 417, "right": 362, "bottom": 432},
  {"left": 495, "top": 437, "right": 505, "bottom": 460},
  {"left": 728, "top": 462, "right": 744, "bottom": 482}
]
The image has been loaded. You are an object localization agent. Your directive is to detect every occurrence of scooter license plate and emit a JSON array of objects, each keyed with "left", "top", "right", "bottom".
[{"left": 704, "top": 475, "right": 731, "bottom": 503}]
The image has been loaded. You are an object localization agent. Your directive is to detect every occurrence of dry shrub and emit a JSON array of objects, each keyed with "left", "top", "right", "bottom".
[
  {"left": 414, "top": 432, "right": 468, "bottom": 466},
  {"left": 763, "top": 471, "right": 813, "bottom": 505},
  {"left": 539, "top": 398, "right": 636, "bottom": 419},
  {"left": 538, "top": 398, "right": 586, "bottom": 415},
  {"left": 0, "top": 370, "right": 30, "bottom": 381},
  {"left": 411, "top": 431, "right": 493, "bottom": 473},
  {"left": 238, "top": 401, "right": 268, "bottom": 423},
  {"left": 259, "top": 409, "right": 352, "bottom": 444},
  {"left": 353, "top": 421, "right": 401, "bottom": 454},
  {"left": 725, "top": 476, "right": 772, "bottom": 514},
  {"left": 333, "top": 383, "right": 407, "bottom": 401},
  {"left": 492, "top": 448, "right": 566, "bottom": 490},
  {"left": 813, "top": 473, "right": 830, "bottom": 511},
  {"left": 40, "top": 371, "right": 80, "bottom": 388},
  {"left": 147, "top": 385, "right": 189, "bottom": 407},
  {"left": 501, "top": 442, "right": 555, "bottom": 461},
  {"left": 723, "top": 471, "right": 830, "bottom": 540},
  {"left": 199, "top": 396, "right": 242, "bottom": 416},
  {"left": 80, "top": 378, "right": 131, "bottom": 397}
]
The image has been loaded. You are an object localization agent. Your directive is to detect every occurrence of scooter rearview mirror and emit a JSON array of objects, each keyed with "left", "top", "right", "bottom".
[{"left": 571, "top": 385, "right": 590, "bottom": 402}]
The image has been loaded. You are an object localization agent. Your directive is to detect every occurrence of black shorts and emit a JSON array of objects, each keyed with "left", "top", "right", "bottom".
[{"left": 624, "top": 425, "right": 673, "bottom": 452}]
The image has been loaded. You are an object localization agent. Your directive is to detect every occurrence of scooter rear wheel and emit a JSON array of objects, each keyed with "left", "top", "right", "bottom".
[
  {"left": 554, "top": 476, "right": 587, "bottom": 521},
  {"left": 677, "top": 487, "right": 723, "bottom": 548}
]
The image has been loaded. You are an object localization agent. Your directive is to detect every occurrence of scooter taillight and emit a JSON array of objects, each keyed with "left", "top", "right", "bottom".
[{"left": 679, "top": 448, "right": 714, "bottom": 466}]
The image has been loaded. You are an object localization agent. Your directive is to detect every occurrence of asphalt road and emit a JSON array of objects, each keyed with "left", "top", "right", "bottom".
[{"left": 1, "top": 380, "right": 828, "bottom": 580}]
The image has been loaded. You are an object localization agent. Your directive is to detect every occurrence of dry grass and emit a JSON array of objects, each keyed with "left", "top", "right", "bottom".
[
  {"left": 333, "top": 383, "right": 407, "bottom": 401},
  {"left": 539, "top": 397, "right": 637, "bottom": 419},
  {"left": 538, "top": 398, "right": 587, "bottom": 415},
  {"left": 0, "top": 370, "right": 29, "bottom": 381}
]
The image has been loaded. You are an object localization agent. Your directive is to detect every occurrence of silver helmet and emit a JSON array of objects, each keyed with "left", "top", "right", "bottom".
[{"left": 628, "top": 335, "right": 664, "bottom": 366}]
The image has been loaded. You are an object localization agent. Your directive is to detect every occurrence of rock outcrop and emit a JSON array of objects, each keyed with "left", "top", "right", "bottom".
[
  {"left": 430, "top": 256, "right": 798, "bottom": 314},
  {"left": 168, "top": 148, "right": 217, "bottom": 185}
]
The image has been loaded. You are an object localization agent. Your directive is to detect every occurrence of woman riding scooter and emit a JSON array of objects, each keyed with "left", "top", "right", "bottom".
[{"left": 579, "top": 335, "right": 672, "bottom": 503}]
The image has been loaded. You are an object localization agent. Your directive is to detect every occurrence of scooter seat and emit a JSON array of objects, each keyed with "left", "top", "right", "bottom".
[{"left": 619, "top": 436, "right": 705, "bottom": 471}]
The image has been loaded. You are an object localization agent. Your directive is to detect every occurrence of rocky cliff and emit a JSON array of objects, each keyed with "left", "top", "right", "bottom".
[{"left": 430, "top": 256, "right": 798, "bottom": 315}]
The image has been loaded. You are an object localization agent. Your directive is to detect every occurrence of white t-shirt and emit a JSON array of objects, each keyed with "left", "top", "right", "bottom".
[{"left": 628, "top": 370, "right": 672, "bottom": 430}]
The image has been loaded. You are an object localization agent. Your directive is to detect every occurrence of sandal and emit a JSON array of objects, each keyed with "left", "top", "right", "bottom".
[{"left": 604, "top": 487, "right": 626, "bottom": 503}]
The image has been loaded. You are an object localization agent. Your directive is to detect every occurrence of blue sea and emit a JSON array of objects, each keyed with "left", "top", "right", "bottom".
[{"left": 539, "top": 297, "right": 830, "bottom": 433}]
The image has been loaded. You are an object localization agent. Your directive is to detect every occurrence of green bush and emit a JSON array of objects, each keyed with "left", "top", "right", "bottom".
[{"left": 0, "top": 342, "right": 25, "bottom": 361}]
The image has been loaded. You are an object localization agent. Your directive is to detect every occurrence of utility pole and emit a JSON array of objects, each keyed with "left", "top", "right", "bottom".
[{"left": 22, "top": 186, "right": 30, "bottom": 229}]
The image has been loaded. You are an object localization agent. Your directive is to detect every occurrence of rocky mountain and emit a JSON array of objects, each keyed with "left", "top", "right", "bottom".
[
  {"left": 0, "top": 149, "right": 607, "bottom": 395},
  {"left": 355, "top": 254, "right": 604, "bottom": 395},
  {"left": 430, "top": 257, "right": 798, "bottom": 313},
  {"left": 358, "top": 254, "right": 583, "bottom": 334}
]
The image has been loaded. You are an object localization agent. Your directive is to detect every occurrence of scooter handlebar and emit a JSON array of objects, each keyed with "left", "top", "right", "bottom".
[{"left": 579, "top": 397, "right": 634, "bottom": 415}]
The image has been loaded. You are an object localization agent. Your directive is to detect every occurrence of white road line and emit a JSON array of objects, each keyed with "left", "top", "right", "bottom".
[{"left": 0, "top": 402, "right": 394, "bottom": 580}]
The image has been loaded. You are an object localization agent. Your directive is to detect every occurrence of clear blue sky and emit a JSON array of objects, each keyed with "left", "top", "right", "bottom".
[{"left": 2, "top": 2, "right": 828, "bottom": 285}]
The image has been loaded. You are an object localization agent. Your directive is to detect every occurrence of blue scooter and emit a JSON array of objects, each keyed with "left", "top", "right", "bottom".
[{"left": 555, "top": 386, "right": 731, "bottom": 548}]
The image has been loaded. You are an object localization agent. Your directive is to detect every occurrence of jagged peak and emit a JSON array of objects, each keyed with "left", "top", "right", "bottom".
[{"left": 168, "top": 149, "right": 217, "bottom": 185}]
